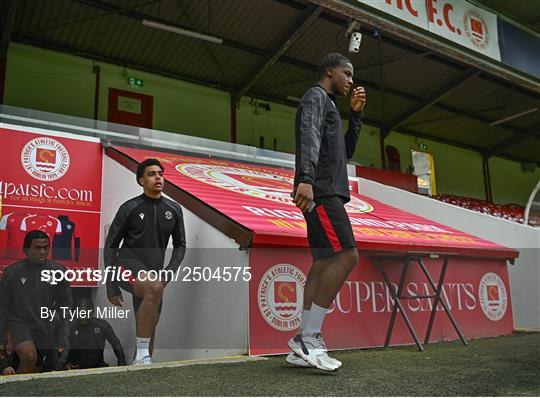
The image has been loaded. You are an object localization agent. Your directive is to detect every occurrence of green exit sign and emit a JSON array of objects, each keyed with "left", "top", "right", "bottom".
[
  {"left": 127, "top": 77, "right": 143, "bottom": 87},
  {"left": 418, "top": 143, "right": 427, "bottom": 150}
]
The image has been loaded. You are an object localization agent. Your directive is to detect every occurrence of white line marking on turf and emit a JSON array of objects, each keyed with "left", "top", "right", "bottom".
[{"left": 0, "top": 355, "right": 267, "bottom": 384}]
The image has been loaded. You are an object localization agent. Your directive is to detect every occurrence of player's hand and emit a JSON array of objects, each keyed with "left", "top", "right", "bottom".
[
  {"left": 65, "top": 363, "right": 79, "bottom": 370},
  {"left": 54, "top": 359, "right": 66, "bottom": 371},
  {"left": 2, "top": 366, "right": 15, "bottom": 375},
  {"left": 294, "top": 183, "right": 314, "bottom": 213},
  {"left": 108, "top": 294, "right": 123, "bottom": 307},
  {"left": 350, "top": 86, "right": 366, "bottom": 112}
]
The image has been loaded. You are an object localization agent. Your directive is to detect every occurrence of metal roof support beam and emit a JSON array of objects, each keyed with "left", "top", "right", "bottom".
[
  {"left": 307, "top": 0, "right": 540, "bottom": 95},
  {"left": 13, "top": 36, "right": 231, "bottom": 92},
  {"left": 482, "top": 155, "right": 493, "bottom": 202},
  {"left": 174, "top": 0, "right": 233, "bottom": 92},
  {"left": 485, "top": 123, "right": 540, "bottom": 158},
  {"left": 70, "top": 0, "right": 268, "bottom": 57},
  {"left": 67, "top": 0, "right": 523, "bottom": 134},
  {"left": 275, "top": 0, "right": 538, "bottom": 99},
  {"left": 0, "top": 0, "right": 17, "bottom": 53},
  {"left": 70, "top": 0, "right": 538, "bottom": 102},
  {"left": 254, "top": 89, "right": 488, "bottom": 153},
  {"left": 273, "top": 58, "right": 523, "bottom": 134},
  {"left": 11, "top": 34, "right": 537, "bottom": 165},
  {"left": 0, "top": 0, "right": 17, "bottom": 104},
  {"left": 40, "top": 0, "right": 162, "bottom": 34},
  {"left": 252, "top": 54, "right": 522, "bottom": 134},
  {"left": 385, "top": 69, "right": 480, "bottom": 131},
  {"left": 233, "top": 4, "right": 322, "bottom": 103},
  {"left": 254, "top": 92, "right": 538, "bottom": 165},
  {"left": 68, "top": 0, "right": 315, "bottom": 73}
]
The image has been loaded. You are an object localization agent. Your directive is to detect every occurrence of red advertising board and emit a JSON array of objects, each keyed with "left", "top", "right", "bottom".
[
  {"left": 0, "top": 125, "right": 103, "bottom": 286},
  {"left": 249, "top": 248, "right": 514, "bottom": 355},
  {"left": 115, "top": 146, "right": 516, "bottom": 259},
  {"left": 112, "top": 146, "right": 516, "bottom": 354},
  {"left": 355, "top": 165, "right": 418, "bottom": 193}
]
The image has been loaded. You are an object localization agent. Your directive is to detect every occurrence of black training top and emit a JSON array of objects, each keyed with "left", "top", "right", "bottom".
[
  {"left": 294, "top": 84, "right": 364, "bottom": 202},
  {"left": 68, "top": 317, "right": 126, "bottom": 367},
  {"left": 0, "top": 259, "right": 72, "bottom": 347},
  {"left": 104, "top": 193, "right": 186, "bottom": 297}
]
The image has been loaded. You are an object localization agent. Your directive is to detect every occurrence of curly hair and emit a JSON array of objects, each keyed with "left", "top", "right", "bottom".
[
  {"left": 318, "top": 53, "right": 352, "bottom": 79},
  {"left": 136, "top": 158, "right": 164, "bottom": 185}
]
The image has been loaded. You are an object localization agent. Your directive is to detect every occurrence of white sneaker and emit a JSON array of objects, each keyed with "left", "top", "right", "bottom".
[
  {"left": 314, "top": 334, "right": 342, "bottom": 369},
  {"left": 288, "top": 333, "right": 340, "bottom": 371},
  {"left": 132, "top": 355, "right": 152, "bottom": 365},
  {"left": 285, "top": 352, "right": 311, "bottom": 367},
  {"left": 318, "top": 352, "right": 342, "bottom": 369},
  {"left": 286, "top": 350, "right": 341, "bottom": 369}
]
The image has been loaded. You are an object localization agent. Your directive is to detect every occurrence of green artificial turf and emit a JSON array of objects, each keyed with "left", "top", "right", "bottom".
[{"left": 2, "top": 332, "right": 539, "bottom": 396}]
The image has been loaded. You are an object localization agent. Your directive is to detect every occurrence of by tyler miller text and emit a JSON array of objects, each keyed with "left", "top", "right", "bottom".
[{"left": 41, "top": 306, "right": 131, "bottom": 322}]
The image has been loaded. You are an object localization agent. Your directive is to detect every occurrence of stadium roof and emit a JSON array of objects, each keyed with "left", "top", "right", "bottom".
[
  {"left": 473, "top": 0, "right": 540, "bottom": 33},
  {"left": 3, "top": 0, "right": 540, "bottom": 165}
]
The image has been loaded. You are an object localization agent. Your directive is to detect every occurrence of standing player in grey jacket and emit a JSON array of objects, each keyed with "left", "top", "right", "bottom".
[
  {"left": 105, "top": 158, "right": 186, "bottom": 365},
  {"left": 288, "top": 53, "right": 366, "bottom": 371}
]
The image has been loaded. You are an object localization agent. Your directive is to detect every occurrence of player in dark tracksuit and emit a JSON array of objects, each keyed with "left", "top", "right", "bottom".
[
  {"left": 0, "top": 346, "right": 15, "bottom": 375},
  {"left": 65, "top": 298, "right": 125, "bottom": 369},
  {"left": 0, "top": 230, "right": 72, "bottom": 374},
  {"left": 288, "top": 53, "right": 366, "bottom": 371},
  {"left": 105, "top": 158, "right": 186, "bottom": 365}
]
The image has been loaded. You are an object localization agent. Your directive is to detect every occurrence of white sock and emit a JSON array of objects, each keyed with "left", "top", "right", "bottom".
[
  {"left": 302, "top": 303, "right": 328, "bottom": 337},
  {"left": 135, "top": 337, "right": 150, "bottom": 360},
  {"left": 300, "top": 309, "right": 310, "bottom": 332}
]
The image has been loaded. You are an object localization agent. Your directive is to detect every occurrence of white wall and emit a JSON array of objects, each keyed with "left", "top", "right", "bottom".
[
  {"left": 354, "top": 177, "right": 540, "bottom": 329},
  {"left": 97, "top": 154, "right": 249, "bottom": 365}
]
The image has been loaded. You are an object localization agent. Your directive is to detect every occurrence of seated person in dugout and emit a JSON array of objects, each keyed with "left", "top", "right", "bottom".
[
  {"left": 0, "top": 341, "right": 16, "bottom": 375},
  {"left": 0, "top": 230, "right": 72, "bottom": 373},
  {"left": 65, "top": 298, "right": 126, "bottom": 369}
]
